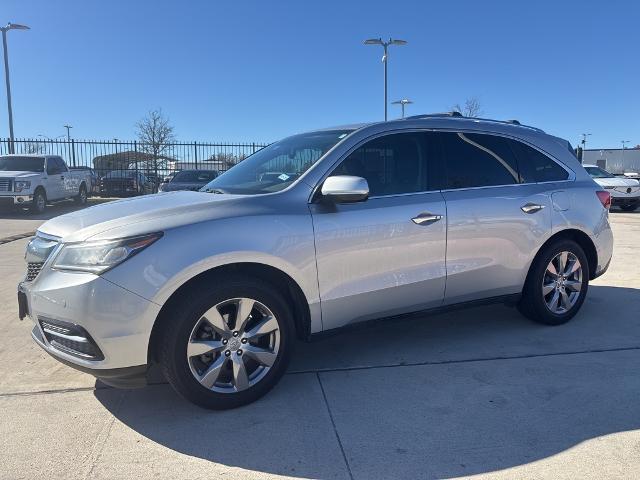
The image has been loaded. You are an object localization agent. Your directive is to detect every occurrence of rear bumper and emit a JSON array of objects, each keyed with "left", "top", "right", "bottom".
[{"left": 611, "top": 195, "right": 640, "bottom": 206}]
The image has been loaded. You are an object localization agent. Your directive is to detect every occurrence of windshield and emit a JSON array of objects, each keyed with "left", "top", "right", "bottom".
[
  {"left": 0, "top": 156, "right": 45, "bottom": 172},
  {"left": 201, "top": 129, "right": 353, "bottom": 194},
  {"left": 585, "top": 166, "right": 615, "bottom": 178},
  {"left": 173, "top": 170, "right": 217, "bottom": 183}
]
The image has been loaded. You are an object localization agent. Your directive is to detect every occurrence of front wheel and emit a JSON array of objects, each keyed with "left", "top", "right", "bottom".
[
  {"left": 30, "top": 189, "right": 46, "bottom": 213},
  {"left": 158, "top": 277, "right": 294, "bottom": 409},
  {"left": 518, "top": 240, "right": 589, "bottom": 325}
]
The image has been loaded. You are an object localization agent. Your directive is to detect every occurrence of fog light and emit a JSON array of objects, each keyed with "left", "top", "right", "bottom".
[
  {"left": 39, "top": 317, "right": 104, "bottom": 360},
  {"left": 17, "top": 197, "right": 23, "bottom": 203}
]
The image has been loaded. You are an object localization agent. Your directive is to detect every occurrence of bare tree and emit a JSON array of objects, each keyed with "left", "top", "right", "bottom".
[
  {"left": 452, "top": 97, "right": 483, "bottom": 117},
  {"left": 135, "top": 109, "right": 176, "bottom": 173}
]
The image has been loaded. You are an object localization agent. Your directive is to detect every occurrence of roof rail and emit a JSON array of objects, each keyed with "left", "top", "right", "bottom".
[
  {"left": 402, "top": 112, "right": 544, "bottom": 133},
  {"left": 404, "top": 111, "right": 463, "bottom": 120}
]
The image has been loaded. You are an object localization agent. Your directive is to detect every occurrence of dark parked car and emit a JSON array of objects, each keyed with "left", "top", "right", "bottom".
[
  {"left": 158, "top": 169, "right": 218, "bottom": 192},
  {"left": 100, "top": 170, "right": 155, "bottom": 197}
]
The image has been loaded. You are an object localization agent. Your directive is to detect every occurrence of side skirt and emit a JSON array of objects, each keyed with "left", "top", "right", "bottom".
[{"left": 308, "top": 293, "right": 522, "bottom": 342}]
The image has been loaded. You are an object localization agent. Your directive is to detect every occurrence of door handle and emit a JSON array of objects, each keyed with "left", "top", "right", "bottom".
[
  {"left": 412, "top": 212, "right": 444, "bottom": 225},
  {"left": 521, "top": 203, "right": 545, "bottom": 214}
]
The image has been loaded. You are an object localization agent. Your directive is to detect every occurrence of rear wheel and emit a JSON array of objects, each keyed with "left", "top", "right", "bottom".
[
  {"left": 30, "top": 189, "right": 46, "bottom": 213},
  {"left": 75, "top": 184, "right": 87, "bottom": 205},
  {"left": 518, "top": 240, "right": 589, "bottom": 325},
  {"left": 158, "top": 277, "right": 294, "bottom": 409}
]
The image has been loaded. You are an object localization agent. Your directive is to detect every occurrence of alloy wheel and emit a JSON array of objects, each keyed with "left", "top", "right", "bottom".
[
  {"left": 187, "top": 297, "right": 280, "bottom": 393},
  {"left": 542, "top": 251, "right": 583, "bottom": 314}
]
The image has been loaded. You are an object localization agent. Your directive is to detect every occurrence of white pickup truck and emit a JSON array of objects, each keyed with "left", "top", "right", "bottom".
[{"left": 0, "top": 154, "right": 91, "bottom": 213}]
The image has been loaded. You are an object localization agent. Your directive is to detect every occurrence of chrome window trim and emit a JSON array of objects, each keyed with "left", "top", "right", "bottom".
[{"left": 308, "top": 127, "right": 575, "bottom": 202}]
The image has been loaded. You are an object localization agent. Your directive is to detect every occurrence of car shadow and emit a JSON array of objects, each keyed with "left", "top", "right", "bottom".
[{"left": 94, "top": 284, "right": 640, "bottom": 479}]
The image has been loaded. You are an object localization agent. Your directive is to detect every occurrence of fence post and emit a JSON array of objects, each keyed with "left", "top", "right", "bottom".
[
  {"left": 194, "top": 141, "right": 198, "bottom": 169},
  {"left": 134, "top": 141, "right": 139, "bottom": 194},
  {"left": 252, "top": 142, "right": 256, "bottom": 154},
  {"left": 71, "top": 139, "right": 77, "bottom": 167}
]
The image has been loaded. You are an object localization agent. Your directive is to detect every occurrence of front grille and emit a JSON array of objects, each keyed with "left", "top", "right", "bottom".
[
  {"left": 24, "top": 233, "right": 60, "bottom": 282},
  {"left": 0, "top": 177, "right": 12, "bottom": 192},
  {"left": 39, "top": 317, "right": 104, "bottom": 360},
  {"left": 26, "top": 262, "right": 44, "bottom": 281}
]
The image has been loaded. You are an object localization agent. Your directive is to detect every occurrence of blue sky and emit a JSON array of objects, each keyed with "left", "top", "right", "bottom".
[{"left": 2, "top": 0, "right": 638, "bottom": 148}]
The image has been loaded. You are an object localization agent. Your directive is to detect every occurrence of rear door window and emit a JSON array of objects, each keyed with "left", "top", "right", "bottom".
[{"left": 439, "top": 132, "right": 520, "bottom": 189}]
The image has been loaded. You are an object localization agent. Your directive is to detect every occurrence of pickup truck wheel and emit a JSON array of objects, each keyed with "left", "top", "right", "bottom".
[
  {"left": 518, "top": 239, "right": 589, "bottom": 325},
  {"left": 75, "top": 184, "right": 87, "bottom": 205},
  {"left": 30, "top": 189, "right": 46, "bottom": 213},
  {"left": 158, "top": 277, "right": 294, "bottom": 409}
]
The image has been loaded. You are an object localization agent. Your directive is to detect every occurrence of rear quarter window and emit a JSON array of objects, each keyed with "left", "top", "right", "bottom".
[{"left": 512, "top": 142, "right": 569, "bottom": 183}]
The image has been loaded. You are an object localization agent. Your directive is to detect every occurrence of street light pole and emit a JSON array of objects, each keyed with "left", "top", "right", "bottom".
[
  {"left": 1, "top": 22, "right": 30, "bottom": 154},
  {"left": 391, "top": 98, "right": 413, "bottom": 118},
  {"left": 621, "top": 140, "right": 630, "bottom": 164},
  {"left": 64, "top": 124, "right": 72, "bottom": 142},
  {"left": 581, "top": 133, "right": 592, "bottom": 151},
  {"left": 364, "top": 37, "right": 407, "bottom": 121}
]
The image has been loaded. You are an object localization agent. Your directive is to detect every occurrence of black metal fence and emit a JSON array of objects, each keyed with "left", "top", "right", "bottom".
[{"left": 0, "top": 138, "right": 268, "bottom": 196}]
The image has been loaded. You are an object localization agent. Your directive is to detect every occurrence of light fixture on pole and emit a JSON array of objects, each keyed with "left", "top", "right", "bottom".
[
  {"left": 364, "top": 37, "right": 407, "bottom": 121},
  {"left": 1, "top": 22, "right": 30, "bottom": 154},
  {"left": 580, "top": 133, "right": 592, "bottom": 151},
  {"left": 64, "top": 124, "right": 72, "bottom": 142},
  {"left": 391, "top": 98, "right": 413, "bottom": 118}
]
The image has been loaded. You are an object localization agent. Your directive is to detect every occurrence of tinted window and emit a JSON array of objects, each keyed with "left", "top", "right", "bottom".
[
  {"left": 47, "top": 158, "right": 65, "bottom": 175},
  {"left": 441, "top": 132, "right": 520, "bottom": 189},
  {"left": 332, "top": 133, "right": 427, "bottom": 196},
  {"left": 514, "top": 142, "right": 569, "bottom": 182},
  {"left": 0, "top": 156, "right": 44, "bottom": 172},
  {"left": 173, "top": 170, "right": 217, "bottom": 182}
]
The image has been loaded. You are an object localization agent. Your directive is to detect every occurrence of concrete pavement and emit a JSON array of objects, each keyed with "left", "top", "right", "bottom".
[{"left": 0, "top": 205, "right": 639, "bottom": 479}]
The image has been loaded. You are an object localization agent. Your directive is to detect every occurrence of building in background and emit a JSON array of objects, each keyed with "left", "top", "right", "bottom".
[{"left": 582, "top": 148, "right": 640, "bottom": 175}]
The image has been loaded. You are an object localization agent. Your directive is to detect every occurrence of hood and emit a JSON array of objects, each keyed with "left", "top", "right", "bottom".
[
  {"left": 38, "top": 191, "right": 245, "bottom": 242},
  {"left": 0, "top": 171, "right": 41, "bottom": 178},
  {"left": 159, "top": 182, "right": 207, "bottom": 192},
  {"left": 592, "top": 176, "right": 640, "bottom": 187}
]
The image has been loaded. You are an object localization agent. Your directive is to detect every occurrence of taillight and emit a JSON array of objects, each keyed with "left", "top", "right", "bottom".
[{"left": 596, "top": 190, "right": 611, "bottom": 210}]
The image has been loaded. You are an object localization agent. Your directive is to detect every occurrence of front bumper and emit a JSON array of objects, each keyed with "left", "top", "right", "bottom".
[
  {"left": 19, "top": 267, "right": 161, "bottom": 387},
  {"left": 0, "top": 194, "right": 33, "bottom": 206}
]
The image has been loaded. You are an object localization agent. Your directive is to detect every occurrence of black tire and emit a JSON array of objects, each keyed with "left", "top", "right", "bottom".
[
  {"left": 518, "top": 239, "right": 589, "bottom": 325},
  {"left": 75, "top": 183, "right": 88, "bottom": 205},
  {"left": 158, "top": 276, "right": 295, "bottom": 409},
  {"left": 30, "top": 188, "right": 46, "bottom": 213},
  {"left": 620, "top": 204, "right": 638, "bottom": 212}
]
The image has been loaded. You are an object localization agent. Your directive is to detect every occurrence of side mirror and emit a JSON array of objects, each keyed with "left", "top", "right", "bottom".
[{"left": 321, "top": 175, "right": 369, "bottom": 203}]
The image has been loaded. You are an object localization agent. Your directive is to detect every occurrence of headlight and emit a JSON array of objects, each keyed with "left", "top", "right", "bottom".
[
  {"left": 51, "top": 232, "right": 162, "bottom": 274},
  {"left": 14, "top": 181, "right": 31, "bottom": 192}
]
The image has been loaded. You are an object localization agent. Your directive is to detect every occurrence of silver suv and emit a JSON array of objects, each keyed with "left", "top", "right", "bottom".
[{"left": 18, "top": 114, "right": 614, "bottom": 409}]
